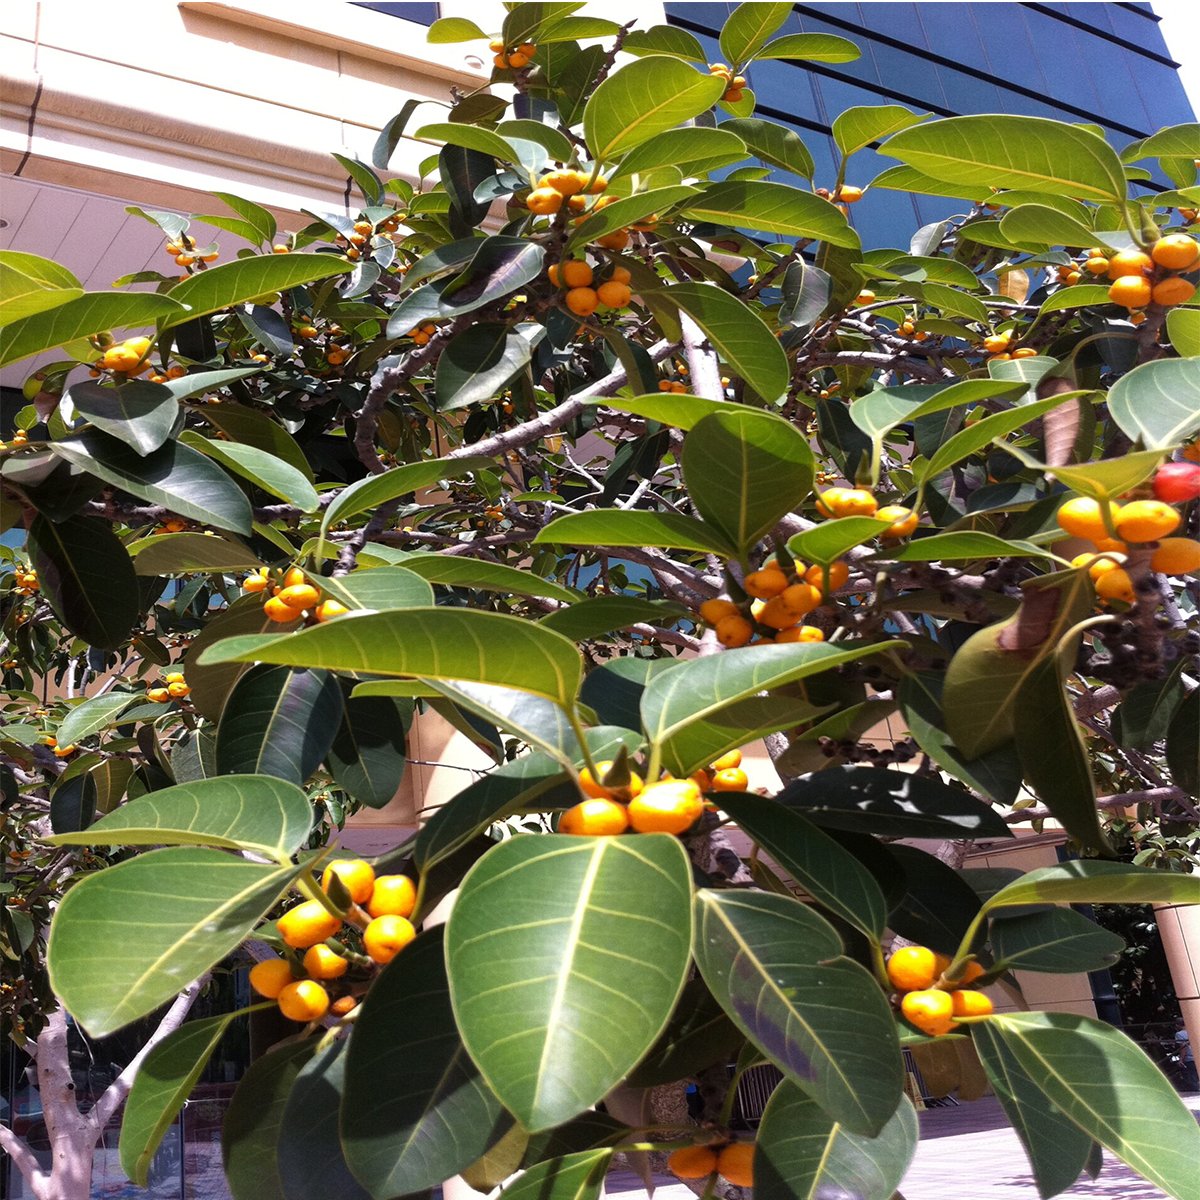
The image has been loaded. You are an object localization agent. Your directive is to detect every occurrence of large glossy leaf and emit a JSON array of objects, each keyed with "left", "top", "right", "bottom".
[
  {"left": 446, "top": 833, "right": 693, "bottom": 1132},
  {"left": 197, "top": 399, "right": 312, "bottom": 479},
  {"left": 1106, "top": 357, "right": 1200, "bottom": 449},
  {"left": 178, "top": 432, "right": 320, "bottom": 511},
  {"left": 223, "top": 1039, "right": 316, "bottom": 1200},
  {"left": 613, "top": 127, "right": 748, "bottom": 181},
  {"left": 1167, "top": 687, "right": 1199, "bottom": 798},
  {"left": 320, "top": 565, "right": 434, "bottom": 612},
  {"left": 983, "top": 861, "right": 1200, "bottom": 912},
  {"left": 164, "top": 254, "right": 350, "bottom": 325},
  {"left": 45, "top": 774, "right": 312, "bottom": 859},
  {"left": 984, "top": 1013, "right": 1200, "bottom": 1200},
  {"left": 131, "top": 532, "right": 261, "bottom": 576},
  {"left": 278, "top": 1042, "right": 371, "bottom": 1200},
  {"left": 426, "top": 680, "right": 578, "bottom": 766},
  {"left": 52, "top": 430, "right": 253, "bottom": 534},
  {"left": 942, "top": 569, "right": 1093, "bottom": 759},
  {"left": 327, "top": 689, "right": 409, "bottom": 810},
  {"left": 535, "top": 508, "right": 734, "bottom": 555},
  {"left": 973, "top": 1021, "right": 1094, "bottom": 1200},
  {"left": 884, "top": 531, "right": 1048, "bottom": 562},
  {"left": 0, "top": 291, "right": 185, "bottom": 367},
  {"left": 991, "top": 907, "right": 1125, "bottom": 974},
  {"left": 1166, "top": 308, "right": 1200, "bottom": 358},
  {"left": 120, "top": 1008, "right": 256, "bottom": 1186},
  {"left": 682, "top": 410, "right": 814, "bottom": 555},
  {"left": 999, "top": 204, "right": 1107, "bottom": 250},
  {"left": 28, "top": 514, "right": 140, "bottom": 650},
  {"left": 756, "top": 1082, "right": 917, "bottom": 1200},
  {"left": 778, "top": 766, "right": 1012, "bottom": 839},
  {"left": 719, "top": 2, "right": 791, "bottom": 64},
  {"left": 881, "top": 115, "right": 1127, "bottom": 202},
  {"left": 716, "top": 792, "right": 888, "bottom": 939},
  {"left": 682, "top": 181, "right": 859, "bottom": 248},
  {"left": 55, "top": 693, "right": 138, "bottom": 747},
  {"left": 583, "top": 56, "right": 726, "bottom": 161},
  {"left": 216, "top": 665, "right": 344, "bottom": 786},
  {"left": 566, "top": 186, "right": 701, "bottom": 251},
  {"left": 199, "top": 608, "right": 583, "bottom": 707},
  {"left": 342, "top": 929, "right": 513, "bottom": 1197},
  {"left": 833, "top": 105, "right": 927, "bottom": 158},
  {"left": 720, "top": 117, "right": 814, "bottom": 179},
  {"left": 183, "top": 597, "right": 277, "bottom": 721},
  {"left": 693, "top": 889, "right": 903, "bottom": 1136},
  {"left": 48, "top": 847, "right": 302, "bottom": 1036},
  {"left": 500, "top": 1151, "right": 610, "bottom": 1200},
  {"left": 754, "top": 33, "right": 860, "bottom": 62},
  {"left": 849, "top": 378, "right": 1024, "bottom": 442},
  {"left": 0, "top": 253, "right": 83, "bottom": 321},
  {"left": 439, "top": 239, "right": 546, "bottom": 316},
  {"left": 540, "top": 596, "right": 688, "bottom": 641},
  {"left": 68, "top": 379, "right": 179, "bottom": 456},
  {"left": 661, "top": 282, "right": 791, "bottom": 400},
  {"left": 435, "top": 323, "right": 535, "bottom": 410},
  {"left": 886, "top": 844, "right": 982, "bottom": 955}
]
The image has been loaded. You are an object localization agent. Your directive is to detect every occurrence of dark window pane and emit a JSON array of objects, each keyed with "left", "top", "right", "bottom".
[
  {"left": 856, "top": 3, "right": 929, "bottom": 50},
  {"left": 1102, "top": 4, "right": 1164, "bottom": 44},
  {"left": 353, "top": 1, "right": 439, "bottom": 24},
  {"left": 969, "top": 5, "right": 1051, "bottom": 95},
  {"left": 795, "top": 12, "right": 881, "bottom": 84},
  {"left": 1018, "top": 11, "right": 1104, "bottom": 113},
  {"left": 746, "top": 60, "right": 833, "bottom": 126},
  {"left": 665, "top": 3, "right": 732, "bottom": 35},
  {"left": 1131, "top": 60, "right": 1197, "bottom": 128}
]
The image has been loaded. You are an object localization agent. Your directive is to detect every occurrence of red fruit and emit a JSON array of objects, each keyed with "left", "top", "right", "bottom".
[{"left": 1153, "top": 462, "right": 1200, "bottom": 504}]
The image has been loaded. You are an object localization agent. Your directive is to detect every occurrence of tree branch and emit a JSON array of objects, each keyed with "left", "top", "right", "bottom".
[
  {"left": 1005, "top": 787, "right": 1192, "bottom": 824},
  {"left": 0, "top": 1120, "right": 45, "bottom": 1190}
]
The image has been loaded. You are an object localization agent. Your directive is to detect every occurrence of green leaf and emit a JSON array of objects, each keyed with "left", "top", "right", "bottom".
[
  {"left": 1167, "top": 688, "right": 1199, "bottom": 798},
  {"left": 51, "top": 430, "right": 253, "bottom": 534},
  {"left": 833, "top": 105, "right": 927, "bottom": 158},
  {"left": 682, "top": 410, "right": 814, "bottom": 556},
  {"left": 753, "top": 33, "right": 861, "bottom": 63},
  {"left": 277, "top": 1042, "right": 371, "bottom": 1200},
  {"left": 973, "top": 1020, "right": 1095, "bottom": 1200},
  {"left": 850, "top": 378, "right": 1025, "bottom": 441},
  {"left": 622, "top": 25, "right": 706, "bottom": 62},
  {"left": 983, "top": 860, "right": 1200, "bottom": 912},
  {"left": 68, "top": 379, "right": 179, "bottom": 456},
  {"left": 882, "top": 116, "right": 1127, "bottom": 202},
  {"left": 446, "top": 833, "right": 693, "bottom": 1132},
  {"left": 719, "top": 2, "right": 792, "bottom": 65},
  {"left": 50, "top": 774, "right": 96, "bottom": 835},
  {"left": 343, "top": 928, "right": 513, "bottom": 1195},
  {"left": 198, "top": 608, "right": 583, "bottom": 707},
  {"left": 48, "top": 847, "right": 302, "bottom": 1036},
  {"left": 682, "top": 181, "right": 860, "bottom": 248},
  {"left": 415, "top": 122, "right": 521, "bottom": 164},
  {"left": 540, "top": 596, "right": 690, "bottom": 642},
  {"left": 197, "top": 399, "right": 312, "bottom": 479},
  {"left": 211, "top": 192, "right": 276, "bottom": 245},
  {"left": 886, "top": 844, "right": 983, "bottom": 955},
  {"left": 183, "top": 597, "right": 277, "bottom": 721},
  {"left": 0, "top": 248, "right": 81, "bottom": 290},
  {"left": 0, "top": 291, "right": 186, "bottom": 368},
  {"left": 693, "top": 889, "right": 903, "bottom": 1136},
  {"left": 1165, "top": 308, "right": 1200, "bottom": 358},
  {"left": 1126, "top": 123, "right": 1200, "bottom": 161},
  {"left": 435, "top": 323, "right": 534, "bottom": 410},
  {"left": 178, "top": 432, "right": 319, "bottom": 511},
  {"left": 535, "top": 509, "right": 734, "bottom": 555},
  {"left": 216, "top": 665, "right": 344, "bottom": 785},
  {"left": 1106, "top": 357, "right": 1200, "bottom": 449},
  {"left": 55, "top": 693, "right": 137, "bottom": 747},
  {"left": 427, "top": 15, "right": 487, "bottom": 41},
  {"left": 223, "top": 1039, "right": 316, "bottom": 1200},
  {"left": 1037, "top": 283, "right": 1112, "bottom": 315},
  {"left": 756, "top": 1082, "right": 917, "bottom": 1200},
  {"left": 999, "top": 204, "right": 1106, "bottom": 250},
  {"left": 779, "top": 765, "right": 1013, "bottom": 839},
  {"left": 614, "top": 127, "right": 748, "bottom": 182},
  {"left": 566, "top": 185, "right": 701, "bottom": 251},
  {"left": 440, "top": 239, "right": 546, "bottom": 316},
  {"left": 164, "top": 254, "right": 351, "bottom": 326},
  {"left": 583, "top": 56, "right": 726, "bottom": 161},
  {"left": 319, "top": 565, "right": 434, "bottom": 612},
  {"left": 597, "top": 392, "right": 746, "bottom": 430},
  {"left": 786, "top": 516, "right": 892, "bottom": 565},
  {"left": 720, "top": 117, "right": 814, "bottom": 179},
  {"left": 884, "top": 531, "right": 1050, "bottom": 562},
  {"left": 663, "top": 282, "right": 791, "bottom": 400},
  {"left": 28, "top": 514, "right": 140, "bottom": 650},
  {"left": 426, "top": 681, "right": 578, "bottom": 767},
  {"left": 131, "top": 532, "right": 260, "bottom": 576},
  {"left": 0, "top": 259, "right": 83, "bottom": 322},
  {"left": 500, "top": 1151, "right": 610, "bottom": 1200},
  {"left": 984, "top": 1012, "right": 1200, "bottom": 1200},
  {"left": 327, "top": 689, "right": 409, "bottom": 809},
  {"left": 991, "top": 907, "right": 1125, "bottom": 974}
]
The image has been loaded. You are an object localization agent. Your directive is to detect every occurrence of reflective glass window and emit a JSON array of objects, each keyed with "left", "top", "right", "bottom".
[
  {"left": 968, "top": 5, "right": 1051, "bottom": 94},
  {"left": 746, "top": 59, "right": 833, "bottom": 126},
  {"left": 855, "top": 4, "right": 929, "bottom": 51},
  {"left": 1131, "top": 60, "right": 1197, "bottom": 128},
  {"left": 1018, "top": 11, "right": 1104, "bottom": 113}
]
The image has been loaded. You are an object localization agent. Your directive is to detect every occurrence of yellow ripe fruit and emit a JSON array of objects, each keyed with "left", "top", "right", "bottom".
[
  {"left": 609, "top": 265, "right": 632, "bottom": 285},
  {"left": 248, "top": 959, "right": 295, "bottom": 998},
  {"left": 855, "top": 289, "right": 876, "bottom": 305},
  {"left": 278, "top": 979, "right": 330, "bottom": 1023},
  {"left": 595, "top": 230, "right": 630, "bottom": 251},
  {"left": 596, "top": 281, "right": 632, "bottom": 308},
  {"left": 527, "top": 187, "right": 564, "bottom": 215},
  {"left": 264, "top": 595, "right": 301, "bottom": 622},
  {"left": 1084, "top": 256, "right": 1109, "bottom": 275},
  {"left": 565, "top": 286, "right": 599, "bottom": 316},
  {"left": 950, "top": 989, "right": 994, "bottom": 1019},
  {"left": 743, "top": 566, "right": 789, "bottom": 599},
  {"left": 840, "top": 488, "right": 878, "bottom": 517},
  {"left": 1150, "top": 233, "right": 1200, "bottom": 270},
  {"left": 901, "top": 988, "right": 957, "bottom": 1037},
  {"left": 147, "top": 687, "right": 171, "bottom": 703},
  {"left": 668, "top": 1146, "right": 719, "bottom": 1180},
  {"left": 282, "top": 567, "right": 306, "bottom": 587},
  {"left": 560, "top": 259, "right": 593, "bottom": 288},
  {"left": 716, "top": 1142, "right": 755, "bottom": 1188},
  {"left": 954, "top": 960, "right": 987, "bottom": 986},
  {"left": 1095, "top": 567, "right": 1136, "bottom": 605},
  {"left": 711, "top": 749, "right": 742, "bottom": 771},
  {"left": 793, "top": 625, "right": 826, "bottom": 642},
  {"left": 807, "top": 561, "right": 850, "bottom": 591},
  {"left": 167, "top": 682, "right": 190, "bottom": 698},
  {"left": 1151, "top": 538, "right": 1200, "bottom": 574},
  {"left": 1011, "top": 346, "right": 1038, "bottom": 358},
  {"left": 315, "top": 600, "right": 348, "bottom": 622},
  {"left": 1056, "top": 496, "right": 1113, "bottom": 541},
  {"left": 102, "top": 346, "right": 142, "bottom": 372},
  {"left": 887, "top": 946, "right": 949, "bottom": 992},
  {"left": 165, "top": 671, "right": 185, "bottom": 683},
  {"left": 877, "top": 504, "right": 918, "bottom": 538},
  {"left": 277, "top": 900, "right": 343, "bottom": 949},
  {"left": 277, "top": 584, "right": 319, "bottom": 610},
  {"left": 493, "top": 53, "right": 510, "bottom": 69},
  {"left": 322, "top": 859, "right": 376, "bottom": 905},
  {"left": 366, "top": 875, "right": 417, "bottom": 919},
  {"left": 627, "top": 778, "right": 704, "bottom": 835},
  {"left": 273, "top": 244, "right": 290, "bottom": 254},
  {"left": 584, "top": 173, "right": 608, "bottom": 194},
  {"left": 1114, "top": 499, "right": 1181, "bottom": 543},
  {"left": 699, "top": 598, "right": 740, "bottom": 625},
  {"left": 303, "top": 944, "right": 349, "bottom": 980},
  {"left": 579, "top": 760, "right": 644, "bottom": 802},
  {"left": 363, "top": 914, "right": 416, "bottom": 964},
  {"left": 1072, "top": 551, "right": 1126, "bottom": 582},
  {"left": 982, "top": 332, "right": 1011, "bottom": 353},
  {"left": 243, "top": 574, "right": 269, "bottom": 593},
  {"left": 559, "top": 797, "right": 630, "bottom": 836},
  {"left": 1106, "top": 249, "right": 1153, "bottom": 279},
  {"left": 715, "top": 614, "right": 754, "bottom": 647},
  {"left": 541, "top": 169, "right": 586, "bottom": 197},
  {"left": 834, "top": 185, "right": 863, "bottom": 203},
  {"left": 330, "top": 996, "right": 358, "bottom": 1017},
  {"left": 711, "top": 766, "right": 749, "bottom": 791},
  {"left": 488, "top": 37, "right": 505, "bottom": 52},
  {"left": 1151, "top": 276, "right": 1196, "bottom": 307},
  {"left": 507, "top": 51, "right": 530, "bottom": 68},
  {"left": 758, "top": 596, "right": 803, "bottom": 630},
  {"left": 1109, "top": 276, "right": 1152, "bottom": 308},
  {"left": 54, "top": 744, "right": 77, "bottom": 758},
  {"left": 780, "top": 582, "right": 822, "bottom": 614}
]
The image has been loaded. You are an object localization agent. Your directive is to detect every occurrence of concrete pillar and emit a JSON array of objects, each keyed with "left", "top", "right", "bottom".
[{"left": 1154, "top": 903, "right": 1200, "bottom": 1073}]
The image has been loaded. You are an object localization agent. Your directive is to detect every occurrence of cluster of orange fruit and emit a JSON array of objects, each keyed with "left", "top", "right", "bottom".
[
  {"left": 525, "top": 168, "right": 609, "bottom": 216},
  {"left": 164, "top": 238, "right": 218, "bottom": 269},
  {"left": 147, "top": 671, "right": 190, "bottom": 703},
  {"left": 39, "top": 734, "right": 76, "bottom": 759},
  {"left": 707, "top": 63, "right": 747, "bottom": 104},
  {"left": 11, "top": 566, "right": 37, "bottom": 596},
  {"left": 95, "top": 336, "right": 153, "bottom": 376},
  {"left": 668, "top": 1141, "right": 754, "bottom": 1188},
  {"left": 558, "top": 750, "right": 749, "bottom": 837},
  {"left": 887, "top": 945, "right": 993, "bottom": 1037},
  {"left": 405, "top": 322, "right": 439, "bottom": 346},
  {"left": 250, "top": 859, "right": 418, "bottom": 1022},
  {"left": 547, "top": 257, "right": 633, "bottom": 316},
  {"left": 1087, "top": 234, "right": 1199, "bottom": 313},
  {"left": 0, "top": 429, "right": 29, "bottom": 449},
  {"left": 489, "top": 37, "right": 536, "bottom": 70},
  {"left": 980, "top": 329, "right": 1039, "bottom": 362},
  {"left": 243, "top": 566, "right": 349, "bottom": 624}
]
